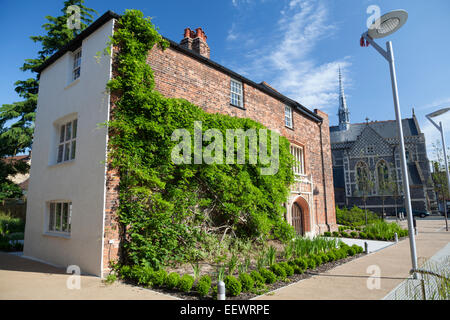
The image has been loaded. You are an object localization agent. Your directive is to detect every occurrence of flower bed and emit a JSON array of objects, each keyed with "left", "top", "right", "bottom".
[
  {"left": 323, "top": 220, "right": 408, "bottom": 241},
  {"left": 112, "top": 239, "right": 365, "bottom": 300}
]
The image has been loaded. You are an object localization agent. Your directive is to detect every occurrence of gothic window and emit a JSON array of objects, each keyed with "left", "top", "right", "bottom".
[
  {"left": 356, "top": 161, "right": 371, "bottom": 192},
  {"left": 376, "top": 160, "right": 389, "bottom": 194}
]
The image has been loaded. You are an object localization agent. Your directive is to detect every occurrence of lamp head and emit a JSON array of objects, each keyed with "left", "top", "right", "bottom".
[
  {"left": 368, "top": 10, "right": 408, "bottom": 39},
  {"left": 427, "top": 108, "right": 450, "bottom": 118}
]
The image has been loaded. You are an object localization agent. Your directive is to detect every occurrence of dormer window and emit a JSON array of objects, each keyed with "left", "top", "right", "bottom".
[{"left": 72, "top": 49, "right": 82, "bottom": 81}]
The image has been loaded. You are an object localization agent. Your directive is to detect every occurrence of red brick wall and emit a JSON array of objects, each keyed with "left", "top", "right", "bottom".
[
  {"left": 103, "top": 42, "right": 337, "bottom": 274},
  {"left": 146, "top": 44, "right": 336, "bottom": 233}
]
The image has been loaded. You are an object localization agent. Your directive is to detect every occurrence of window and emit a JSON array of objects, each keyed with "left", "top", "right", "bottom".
[
  {"left": 285, "top": 105, "right": 293, "bottom": 128},
  {"left": 377, "top": 160, "right": 389, "bottom": 194},
  {"left": 290, "top": 144, "right": 305, "bottom": 175},
  {"left": 48, "top": 201, "right": 72, "bottom": 234},
  {"left": 57, "top": 119, "right": 77, "bottom": 163},
  {"left": 72, "top": 49, "right": 82, "bottom": 81},
  {"left": 366, "top": 145, "right": 375, "bottom": 154},
  {"left": 230, "top": 79, "right": 243, "bottom": 108}
]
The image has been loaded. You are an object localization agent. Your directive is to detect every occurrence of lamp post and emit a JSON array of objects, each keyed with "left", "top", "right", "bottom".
[
  {"left": 361, "top": 9, "right": 419, "bottom": 274},
  {"left": 426, "top": 108, "right": 450, "bottom": 231}
]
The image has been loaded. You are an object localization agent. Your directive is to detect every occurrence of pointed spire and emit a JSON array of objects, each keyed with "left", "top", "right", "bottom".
[{"left": 338, "top": 66, "right": 350, "bottom": 131}]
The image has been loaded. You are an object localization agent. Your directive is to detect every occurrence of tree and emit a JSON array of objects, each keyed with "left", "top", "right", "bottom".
[
  {"left": 0, "top": 1, "right": 96, "bottom": 198},
  {"left": 0, "top": 1, "right": 96, "bottom": 155},
  {"left": 431, "top": 140, "right": 449, "bottom": 231},
  {"left": 353, "top": 161, "right": 375, "bottom": 225},
  {"left": 376, "top": 160, "right": 390, "bottom": 220}
]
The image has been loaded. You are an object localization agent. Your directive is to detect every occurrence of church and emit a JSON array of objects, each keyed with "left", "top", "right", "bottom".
[{"left": 330, "top": 69, "right": 437, "bottom": 216}]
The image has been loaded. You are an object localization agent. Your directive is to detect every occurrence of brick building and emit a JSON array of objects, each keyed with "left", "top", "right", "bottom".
[{"left": 24, "top": 11, "right": 336, "bottom": 277}]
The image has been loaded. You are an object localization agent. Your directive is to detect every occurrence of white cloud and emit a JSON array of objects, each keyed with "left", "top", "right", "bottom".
[{"left": 227, "top": 0, "right": 351, "bottom": 110}]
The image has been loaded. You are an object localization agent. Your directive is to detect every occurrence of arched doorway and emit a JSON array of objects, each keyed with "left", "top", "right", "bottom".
[{"left": 292, "top": 202, "right": 304, "bottom": 236}]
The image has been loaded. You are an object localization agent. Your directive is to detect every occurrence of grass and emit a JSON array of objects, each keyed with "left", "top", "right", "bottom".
[
  {"left": 363, "top": 220, "right": 406, "bottom": 241},
  {"left": 292, "top": 236, "right": 340, "bottom": 257}
]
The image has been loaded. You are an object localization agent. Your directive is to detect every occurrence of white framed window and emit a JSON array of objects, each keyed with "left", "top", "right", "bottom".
[
  {"left": 285, "top": 105, "right": 293, "bottom": 128},
  {"left": 230, "top": 79, "right": 243, "bottom": 108},
  {"left": 72, "top": 49, "right": 82, "bottom": 81},
  {"left": 48, "top": 201, "right": 72, "bottom": 234},
  {"left": 290, "top": 144, "right": 305, "bottom": 175},
  {"left": 57, "top": 119, "right": 77, "bottom": 163}
]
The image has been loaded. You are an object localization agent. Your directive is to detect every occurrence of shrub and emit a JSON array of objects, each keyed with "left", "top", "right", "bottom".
[
  {"left": 306, "top": 258, "right": 316, "bottom": 270},
  {"left": 131, "top": 265, "right": 154, "bottom": 285},
  {"left": 338, "top": 226, "right": 345, "bottom": 232},
  {"left": 105, "top": 273, "right": 117, "bottom": 284},
  {"left": 250, "top": 270, "right": 265, "bottom": 286},
  {"left": 347, "top": 247, "right": 356, "bottom": 256},
  {"left": 340, "top": 231, "right": 349, "bottom": 238},
  {"left": 270, "top": 263, "right": 287, "bottom": 279},
  {"left": 352, "top": 244, "right": 363, "bottom": 254},
  {"left": 359, "top": 232, "right": 367, "bottom": 239},
  {"left": 165, "top": 272, "right": 180, "bottom": 289},
  {"left": 332, "top": 231, "right": 339, "bottom": 237},
  {"left": 224, "top": 276, "right": 242, "bottom": 296},
  {"left": 350, "top": 231, "right": 358, "bottom": 238},
  {"left": 292, "top": 265, "right": 304, "bottom": 274},
  {"left": 196, "top": 275, "right": 212, "bottom": 297},
  {"left": 259, "top": 268, "right": 277, "bottom": 284},
  {"left": 323, "top": 231, "right": 331, "bottom": 237},
  {"left": 367, "top": 232, "right": 375, "bottom": 240},
  {"left": 238, "top": 273, "right": 254, "bottom": 292},
  {"left": 293, "top": 257, "right": 307, "bottom": 270},
  {"left": 279, "top": 262, "right": 294, "bottom": 276},
  {"left": 327, "top": 251, "right": 336, "bottom": 262},
  {"left": 318, "top": 252, "right": 329, "bottom": 263},
  {"left": 311, "top": 254, "right": 322, "bottom": 266},
  {"left": 178, "top": 274, "right": 195, "bottom": 292},
  {"left": 150, "top": 269, "right": 167, "bottom": 287}
]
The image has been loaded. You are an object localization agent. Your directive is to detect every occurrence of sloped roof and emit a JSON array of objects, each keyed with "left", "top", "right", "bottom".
[
  {"left": 330, "top": 118, "right": 419, "bottom": 144},
  {"left": 34, "top": 11, "right": 323, "bottom": 124}
]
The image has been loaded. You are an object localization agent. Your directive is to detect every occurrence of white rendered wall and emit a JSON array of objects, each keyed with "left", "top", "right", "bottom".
[{"left": 23, "top": 19, "right": 114, "bottom": 277}]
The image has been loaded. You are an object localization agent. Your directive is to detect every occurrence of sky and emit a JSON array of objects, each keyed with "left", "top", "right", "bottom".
[{"left": 1, "top": 0, "right": 450, "bottom": 160}]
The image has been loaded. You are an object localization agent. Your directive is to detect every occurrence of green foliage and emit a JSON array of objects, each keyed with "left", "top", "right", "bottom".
[
  {"left": 326, "top": 251, "right": 336, "bottom": 262},
  {"left": 259, "top": 268, "right": 276, "bottom": 284},
  {"left": 350, "top": 231, "right": 357, "bottom": 238},
  {"left": 238, "top": 273, "right": 254, "bottom": 292},
  {"left": 224, "top": 275, "right": 242, "bottom": 296},
  {"left": 250, "top": 270, "right": 265, "bottom": 286},
  {"left": 363, "top": 220, "right": 407, "bottom": 241},
  {"left": 323, "top": 231, "right": 331, "bottom": 237},
  {"left": 359, "top": 232, "right": 367, "bottom": 239},
  {"left": 270, "top": 263, "right": 287, "bottom": 279},
  {"left": 150, "top": 269, "right": 167, "bottom": 287},
  {"left": 178, "top": 274, "right": 195, "bottom": 292},
  {"left": 108, "top": 10, "right": 295, "bottom": 269},
  {"left": 0, "top": 1, "right": 97, "bottom": 185},
  {"left": 196, "top": 275, "right": 212, "bottom": 297},
  {"left": 105, "top": 273, "right": 117, "bottom": 284},
  {"left": 165, "top": 272, "right": 180, "bottom": 289},
  {"left": 332, "top": 231, "right": 339, "bottom": 237},
  {"left": 306, "top": 257, "right": 316, "bottom": 270},
  {"left": 293, "top": 257, "right": 307, "bottom": 270},
  {"left": 0, "top": 214, "right": 25, "bottom": 235},
  {"left": 336, "top": 206, "right": 379, "bottom": 226},
  {"left": 278, "top": 261, "right": 294, "bottom": 276},
  {"left": 217, "top": 265, "right": 226, "bottom": 282},
  {"left": 192, "top": 262, "right": 200, "bottom": 280},
  {"left": 228, "top": 255, "right": 238, "bottom": 275}
]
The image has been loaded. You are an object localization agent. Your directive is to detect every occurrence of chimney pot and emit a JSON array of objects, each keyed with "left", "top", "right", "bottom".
[{"left": 180, "top": 27, "right": 210, "bottom": 59}]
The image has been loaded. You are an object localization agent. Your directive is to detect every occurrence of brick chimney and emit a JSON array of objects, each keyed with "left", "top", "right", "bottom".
[{"left": 180, "top": 27, "right": 210, "bottom": 59}]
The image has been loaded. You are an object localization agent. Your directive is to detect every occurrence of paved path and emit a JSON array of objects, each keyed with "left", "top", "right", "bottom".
[
  {"left": 0, "top": 253, "right": 177, "bottom": 300},
  {"left": 255, "top": 219, "right": 449, "bottom": 300}
]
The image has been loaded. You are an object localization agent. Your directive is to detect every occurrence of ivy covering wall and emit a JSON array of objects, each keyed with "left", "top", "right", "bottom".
[{"left": 107, "top": 10, "right": 296, "bottom": 268}]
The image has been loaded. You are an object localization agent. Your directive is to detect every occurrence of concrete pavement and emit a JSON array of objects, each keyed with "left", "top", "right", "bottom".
[
  {"left": 255, "top": 219, "right": 449, "bottom": 300},
  {"left": 0, "top": 253, "right": 177, "bottom": 300}
]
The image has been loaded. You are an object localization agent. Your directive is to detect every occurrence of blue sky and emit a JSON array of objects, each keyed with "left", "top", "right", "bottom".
[{"left": 1, "top": 0, "right": 450, "bottom": 159}]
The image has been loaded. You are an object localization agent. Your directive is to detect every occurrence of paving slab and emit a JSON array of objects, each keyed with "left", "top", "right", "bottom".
[{"left": 0, "top": 253, "right": 178, "bottom": 300}]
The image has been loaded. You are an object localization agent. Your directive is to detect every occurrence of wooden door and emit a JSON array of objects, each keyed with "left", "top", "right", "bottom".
[{"left": 292, "top": 202, "right": 304, "bottom": 236}]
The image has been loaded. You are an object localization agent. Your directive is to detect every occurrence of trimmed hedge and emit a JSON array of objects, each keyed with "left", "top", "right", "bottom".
[{"left": 224, "top": 276, "right": 242, "bottom": 296}]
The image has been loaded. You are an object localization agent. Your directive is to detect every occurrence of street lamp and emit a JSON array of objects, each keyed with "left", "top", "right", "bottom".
[
  {"left": 361, "top": 9, "right": 419, "bottom": 274},
  {"left": 426, "top": 107, "right": 450, "bottom": 231}
]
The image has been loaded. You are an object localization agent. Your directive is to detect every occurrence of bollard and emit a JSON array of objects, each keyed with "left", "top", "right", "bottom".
[
  {"left": 364, "top": 241, "right": 369, "bottom": 254},
  {"left": 394, "top": 232, "right": 398, "bottom": 243},
  {"left": 217, "top": 281, "right": 225, "bottom": 300}
]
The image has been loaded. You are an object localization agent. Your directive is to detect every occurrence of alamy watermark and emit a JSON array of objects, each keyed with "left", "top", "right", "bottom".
[
  {"left": 67, "top": 5, "right": 81, "bottom": 30},
  {"left": 171, "top": 121, "right": 280, "bottom": 175},
  {"left": 66, "top": 265, "right": 81, "bottom": 290}
]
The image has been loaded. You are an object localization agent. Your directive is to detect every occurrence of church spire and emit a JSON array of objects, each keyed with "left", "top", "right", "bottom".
[{"left": 338, "top": 66, "right": 350, "bottom": 131}]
